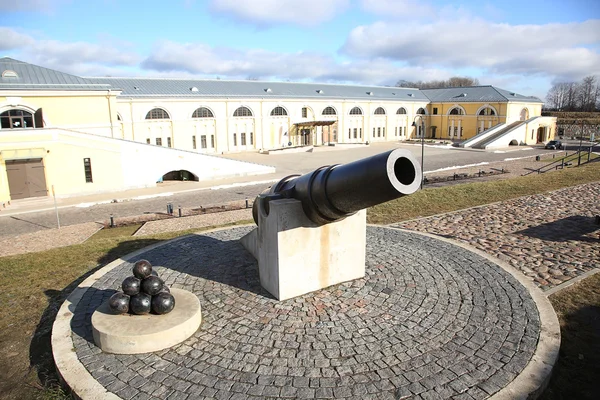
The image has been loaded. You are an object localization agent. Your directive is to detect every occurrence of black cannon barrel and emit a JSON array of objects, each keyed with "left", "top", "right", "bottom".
[{"left": 253, "top": 149, "right": 421, "bottom": 225}]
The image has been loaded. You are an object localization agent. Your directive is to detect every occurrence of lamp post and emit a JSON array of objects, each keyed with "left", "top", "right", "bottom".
[{"left": 412, "top": 115, "right": 426, "bottom": 189}]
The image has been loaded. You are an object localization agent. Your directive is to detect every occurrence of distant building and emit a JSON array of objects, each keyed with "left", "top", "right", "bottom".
[{"left": 0, "top": 57, "right": 555, "bottom": 203}]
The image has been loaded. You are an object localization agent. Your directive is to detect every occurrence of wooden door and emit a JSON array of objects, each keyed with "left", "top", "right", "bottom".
[{"left": 6, "top": 159, "right": 48, "bottom": 200}]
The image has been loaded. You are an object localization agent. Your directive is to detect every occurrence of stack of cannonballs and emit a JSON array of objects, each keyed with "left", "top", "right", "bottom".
[{"left": 108, "top": 259, "right": 175, "bottom": 315}]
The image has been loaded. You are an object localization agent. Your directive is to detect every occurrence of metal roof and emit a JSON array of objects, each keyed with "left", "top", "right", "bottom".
[
  {"left": 0, "top": 57, "right": 111, "bottom": 91},
  {"left": 421, "top": 86, "right": 542, "bottom": 103},
  {"left": 87, "top": 77, "right": 429, "bottom": 101}
]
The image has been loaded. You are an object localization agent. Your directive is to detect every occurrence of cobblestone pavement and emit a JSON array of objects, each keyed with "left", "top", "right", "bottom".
[
  {"left": 73, "top": 227, "right": 540, "bottom": 399},
  {"left": 134, "top": 209, "right": 253, "bottom": 236},
  {"left": 394, "top": 182, "right": 600, "bottom": 291}
]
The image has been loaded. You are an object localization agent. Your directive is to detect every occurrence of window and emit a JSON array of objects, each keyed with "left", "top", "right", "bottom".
[
  {"left": 83, "top": 158, "right": 93, "bottom": 183},
  {"left": 348, "top": 128, "right": 351, "bottom": 139},
  {"left": 395, "top": 127, "right": 398, "bottom": 136},
  {"left": 145, "top": 108, "right": 170, "bottom": 119},
  {"left": 192, "top": 107, "right": 214, "bottom": 118},
  {"left": 270, "top": 106, "right": 287, "bottom": 116},
  {"left": 382, "top": 127, "right": 386, "bottom": 137},
  {"left": 192, "top": 135, "right": 196, "bottom": 149},
  {"left": 353, "top": 128, "right": 357, "bottom": 139},
  {"left": 417, "top": 108, "right": 426, "bottom": 115},
  {"left": 233, "top": 133, "right": 237, "bottom": 146},
  {"left": 373, "top": 127, "right": 376, "bottom": 137},
  {"left": 374, "top": 107, "right": 386, "bottom": 115},
  {"left": 167, "top": 137, "right": 172, "bottom": 147},
  {"left": 349, "top": 107, "right": 362, "bottom": 115},
  {"left": 359, "top": 128, "right": 362, "bottom": 138},
  {"left": 0, "top": 109, "right": 35, "bottom": 129},
  {"left": 249, "top": 132, "right": 253, "bottom": 145},
  {"left": 146, "top": 138, "right": 151, "bottom": 144},
  {"left": 322, "top": 106, "right": 336, "bottom": 116},
  {"left": 478, "top": 107, "right": 496, "bottom": 116},
  {"left": 377, "top": 127, "right": 381, "bottom": 137},
  {"left": 201, "top": 135, "right": 207, "bottom": 148},
  {"left": 449, "top": 108, "right": 464, "bottom": 115},
  {"left": 241, "top": 132, "right": 247, "bottom": 145},
  {"left": 433, "top": 108, "right": 438, "bottom": 115},
  {"left": 156, "top": 138, "right": 162, "bottom": 146},
  {"left": 233, "top": 106, "right": 253, "bottom": 117},
  {"left": 117, "top": 114, "right": 122, "bottom": 121},
  {"left": 211, "top": 135, "right": 215, "bottom": 148},
  {"left": 396, "top": 107, "right": 407, "bottom": 115},
  {"left": 302, "top": 107, "right": 308, "bottom": 118}
]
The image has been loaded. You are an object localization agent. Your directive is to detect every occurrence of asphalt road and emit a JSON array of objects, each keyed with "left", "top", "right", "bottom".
[{"left": 0, "top": 143, "right": 561, "bottom": 237}]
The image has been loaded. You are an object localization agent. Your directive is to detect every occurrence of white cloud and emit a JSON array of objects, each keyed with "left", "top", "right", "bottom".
[
  {"left": 140, "top": 40, "right": 453, "bottom": 85},
  {"left": 341, "top": 19, "right": 600, "bottom": 81},
  {"left": 209, "top": 0, "right": 350, "bottom": 26},
  {"left": 0, "top": 27, "right": 141, "bottom": 76}
]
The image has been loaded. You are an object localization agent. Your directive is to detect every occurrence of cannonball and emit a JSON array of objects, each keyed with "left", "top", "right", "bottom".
[
  {"left": 122, "top": 276, "right": 141, "bottom": 296},
  {"left": 129, "top": 293, "right": 152, "bottom": 315},
  {"left": 141, "top": 275, "right": 164, "bottom": 295},
  {"left": 158, "top": 285, "right": 170, "bottom": 294},
  {"left": 108, "top": 292, "right": 130, "bottom": 314},
  {"left": 151, "top": 292, "right": 175, "bottom": 315},
  {"left": 132, "top": 259, "right": 153, "bottom": 279}
]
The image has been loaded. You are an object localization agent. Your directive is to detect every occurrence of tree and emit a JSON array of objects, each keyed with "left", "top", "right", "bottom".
[
  {"left": 577, "top": 76, "right": 598, "bottom": 112},
  {"left": 395, "top": 76, "right": 479, "bottom": 89}
]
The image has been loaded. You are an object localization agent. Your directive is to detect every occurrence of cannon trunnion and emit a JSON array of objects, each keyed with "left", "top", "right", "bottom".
[{"left": 253, "top": 148, "right": 422, "bottom": 225}]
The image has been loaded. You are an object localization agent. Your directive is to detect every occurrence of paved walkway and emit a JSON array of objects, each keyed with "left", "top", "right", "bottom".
[
  {"left": 394, "top": 182, "right": 600, "bottom": 291},
  {"left": 61, "top": 226, "right": 555, "bottom": 400}
]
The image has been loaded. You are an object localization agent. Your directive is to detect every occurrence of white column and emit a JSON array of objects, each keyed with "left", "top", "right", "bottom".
[{"left": 458, "top": 120, "right": 462, "bottom": 139}]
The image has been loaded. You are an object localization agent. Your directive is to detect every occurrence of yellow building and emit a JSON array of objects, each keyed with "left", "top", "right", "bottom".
[{"left": 1, "top": 57, "right": 554, "bottom": 204}]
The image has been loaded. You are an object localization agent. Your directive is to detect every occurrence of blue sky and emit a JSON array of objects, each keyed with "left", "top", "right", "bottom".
[{"left": 1, "top": 0, "right": 599, "bottom": 100}]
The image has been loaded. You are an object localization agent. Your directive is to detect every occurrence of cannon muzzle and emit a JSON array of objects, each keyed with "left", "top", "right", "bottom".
[{"left": 253, "top": 148, "right": 421, "bottom": 225}]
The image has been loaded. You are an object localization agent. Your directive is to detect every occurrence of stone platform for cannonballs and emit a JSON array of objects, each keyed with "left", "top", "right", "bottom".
[{"left": 52, "top": 226, "right": 559, "bottom": 400}]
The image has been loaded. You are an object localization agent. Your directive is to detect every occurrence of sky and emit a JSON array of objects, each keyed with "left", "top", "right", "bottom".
[{"left": 1, "top": 0, "right": 599, "bottom": 100}]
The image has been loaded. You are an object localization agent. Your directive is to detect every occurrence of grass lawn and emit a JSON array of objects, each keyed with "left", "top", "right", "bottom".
[{"left": 0, "top": 163, "right": 598, "bottom": 399}]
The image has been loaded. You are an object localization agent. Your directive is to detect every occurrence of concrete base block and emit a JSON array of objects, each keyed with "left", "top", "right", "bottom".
[
  {"left": 91, "top": 288, "right": 201, "bottom": 354},
  {"left": 241, "top": 198, "right": 366, "bottom": 301}
]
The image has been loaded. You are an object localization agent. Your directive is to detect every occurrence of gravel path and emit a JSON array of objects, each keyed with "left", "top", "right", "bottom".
[
  {"left": 0, "top": 222, "right": 102, "bottom": 257},
  {"left": 134, "top": 209, "right": 253, "bottom": 236},
  {"left": 393, "top": 182, "right": 600, "bottom": 291}
]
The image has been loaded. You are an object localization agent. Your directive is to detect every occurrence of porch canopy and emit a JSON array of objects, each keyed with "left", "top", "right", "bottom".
[{"left": 295, "top": 120, "right": 337, "bottom": 127}]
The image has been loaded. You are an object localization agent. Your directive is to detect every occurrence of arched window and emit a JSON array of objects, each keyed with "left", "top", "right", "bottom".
[
  {"left": 116, "top": 113, "right": 122, "bottom": 121},
  {"left": 374, "top": 107, "right": 386, "bottom": 115},
  {"left": 0, "top": 109, "right": 35, "bottom": 129},
  {"left": 520, "top": 108, "right": 529, "bottom": 121},
  {"left": 233, "top": 106, "right": 253, "bottom": 117},
  {"left": 322, "top": 106, "right": 337, "bottom": 116},
  {"left": 416, "top": 108, "right": 426, "bottom": 115},
  {"left": 145, "top": 108, "right": 170, "bottom": 119},
  {"left": 396, "top": 107, "right": 407, "bottom": 115},
  {"left": 478, "top": 107, "right": 496, "bottom": 116},
  {"left": 192, "top": 107, "right": 214, "bottom": 118},
  {"left": 349, "top": 107, "right": 363, "bottom": 115},
  {"left": 449, "top": 107, "right": 464, "bottom": 115},
  {"left": 270, "top": 106, "right": 288, "bottom": 116}
]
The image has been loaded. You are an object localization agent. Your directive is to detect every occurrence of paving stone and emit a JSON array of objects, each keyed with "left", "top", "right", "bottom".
[{"left": 73, "top": 226, "right": 543, "bottom": 400}]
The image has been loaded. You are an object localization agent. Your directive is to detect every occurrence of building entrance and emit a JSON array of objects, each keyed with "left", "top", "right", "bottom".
[{"left": 6, "top": 158, "right": 48, "bottom": 200}]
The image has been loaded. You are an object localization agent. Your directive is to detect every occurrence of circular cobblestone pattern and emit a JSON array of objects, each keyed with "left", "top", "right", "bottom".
[{"left": 72, "top": 226, "right": 540, "bottom": 400}]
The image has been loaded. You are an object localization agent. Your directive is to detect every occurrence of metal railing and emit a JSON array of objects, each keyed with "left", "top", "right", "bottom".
[{"left": 522, "top": 141, "right": 599, "bottom": 176}]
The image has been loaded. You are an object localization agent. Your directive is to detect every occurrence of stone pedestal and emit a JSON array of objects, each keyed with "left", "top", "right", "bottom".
[
  {"left": 91, "top": 288, "right": 202, "bottom": 354},
  {"left": 241, "top": 198, "right": 366, "bottom": 301}
]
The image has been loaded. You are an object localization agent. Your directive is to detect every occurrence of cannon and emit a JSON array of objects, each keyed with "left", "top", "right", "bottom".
[
  {"left": 241, "top": 148, "right": 422, "bottom": 301},
  {"left": 253, "top": 148, "right": 421, "bottom": 225}
]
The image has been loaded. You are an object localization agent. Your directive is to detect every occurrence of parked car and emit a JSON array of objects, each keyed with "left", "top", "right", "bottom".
[{"left": 545, "top": 140, "right": 563, "bottom": 150}]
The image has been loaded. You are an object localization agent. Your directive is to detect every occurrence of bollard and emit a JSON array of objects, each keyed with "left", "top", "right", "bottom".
[
  {"left": 178, "top": 206, "right": 182, "bottom": 217},
  {"left": 478, "top": 170, "right": 481, "bottom": 177},
  {"left": 110, "top": 214, "right": 114, "bottom": 228},
  {"left": 536, "top": 155, "right": 540, "bottom": 161},
  {"left": 167, "top": 203, "right": 173, "bottom": 215},
  {"left": 245, "top": 197, "right": 249, "bottom": 209}
]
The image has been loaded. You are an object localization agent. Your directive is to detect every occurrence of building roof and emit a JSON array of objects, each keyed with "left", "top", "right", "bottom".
[
  {"left": 421, "top": 86, "right": 543, "bottom": 103},
  {"left": 87, "top": 77, "right": 428, "bottom": 101},
  {"left": 0, "top": 57, "right": 111, "bottom": 91},
  {"left": 1, "top": 58, "right": 542, "bottom": 104}
]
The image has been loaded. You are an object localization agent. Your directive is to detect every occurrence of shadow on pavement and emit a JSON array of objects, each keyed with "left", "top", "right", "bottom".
[{"left": 515, "top": 215, "right": 600, "bottom": 243}]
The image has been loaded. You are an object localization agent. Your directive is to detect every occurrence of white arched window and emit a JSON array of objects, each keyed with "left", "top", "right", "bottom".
[
  {"left": 416, "top": 107, "right": 426, "bottom": 115},
  {"left": 270, "top": 106, "right": 288, "bottom": 116},
  {"left": 478, "top": 107, "right": 496, "bottom": 116},
  {"left": 145, "top": 108, "right": 170, "bottom": 119},
  {"left": 0, "top": 109, "right": 35, "bottom": 129},
  {"left": 374, "top": 107, "right": 386, "bottom": 115},
  {"left": 233, "top": 106, "right": 253, "bottom": 117},
  {"left": 396, "top": 107, "right": 407, "bottom": 115},
  {"left": 349, "top": 107, "right": 363, "bottom": 115},
  {"left": 449, "top": 107, "right": 464, "bottom": 115},
  {"left": 192, "top": 107, "right": 214, "bottom": 118},
  {"left": 322, "top": 106, "right": 337, "bottom": 116}
]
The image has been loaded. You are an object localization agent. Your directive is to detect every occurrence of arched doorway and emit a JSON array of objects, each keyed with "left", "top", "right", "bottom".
[
  {"left": 520, "top": 108, "right": 529, "bottom": 121},
  {"left": 161, "top": 170, "right": 199, "bottom": 182}
]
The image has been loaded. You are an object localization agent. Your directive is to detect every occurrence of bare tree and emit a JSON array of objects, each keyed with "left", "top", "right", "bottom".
[
  {"left": 577, "top": 76, "right": 598, "bottom": 112},
  {"left": 396, "top": 76, "right": 479, "bottom": 89}
]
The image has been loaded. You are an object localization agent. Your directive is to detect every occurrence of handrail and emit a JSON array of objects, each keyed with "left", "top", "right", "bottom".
[{"left": 522, "top": 141, "right": 599, "bottom": 176}]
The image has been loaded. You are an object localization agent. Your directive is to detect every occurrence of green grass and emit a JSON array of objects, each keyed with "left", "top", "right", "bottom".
[
  {"left": 0, "top": 164, "right": 598, "bottom": 399},
  {"left": 537, "top": 152, "right": 599, "bottom": 164},
  {"left": 90, "top": 223, "right": 143, "bottom": 239}
]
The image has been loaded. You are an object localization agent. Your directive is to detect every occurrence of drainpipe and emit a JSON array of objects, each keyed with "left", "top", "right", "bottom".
[
  {"left": 129, "top": 99, "right": 135, "bottom": 141},
  {"left": 107, "top": 89, "right": 114, "bottom": 138}
]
